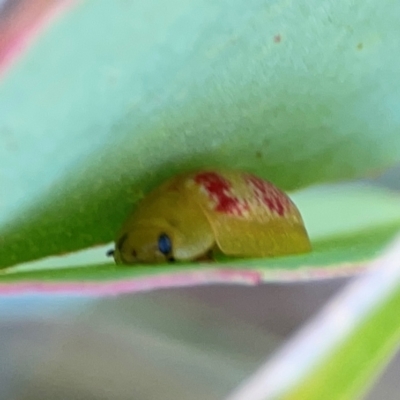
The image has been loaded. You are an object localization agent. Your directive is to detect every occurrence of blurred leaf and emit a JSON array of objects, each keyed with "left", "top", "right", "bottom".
[
  {"left": 224, "top": 236, "right": 400, "bottom": 400},
  {"left": 282, "top": 280, "right": 400, "bottom": 400},
  {"left": 1, "top": 0, "right": 400, "bottom": 268}
]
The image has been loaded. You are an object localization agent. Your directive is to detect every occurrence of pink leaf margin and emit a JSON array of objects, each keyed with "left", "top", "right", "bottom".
[
  {"left": 0, "top": 0, "right": 78, "bottom": 79},
  {"left": 0, "top": 262, "right": 367, "bottom": 297},
  {"left": 0, "top": 269, "right": 263, "bottom": 296}
]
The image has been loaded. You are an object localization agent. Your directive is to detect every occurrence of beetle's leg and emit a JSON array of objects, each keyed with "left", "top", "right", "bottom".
[{"left": 195, "top": 249, "right": 215, "bottom": 262}]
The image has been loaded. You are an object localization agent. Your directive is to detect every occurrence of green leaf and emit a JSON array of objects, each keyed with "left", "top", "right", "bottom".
[
  {"left": 1, "top": 0, "right": 400, "bottom": 269},
  {"left": 224, "top": 236, "right": 400, "bottom": 400},
  {"left": 282, "top": 275, "right": 400, "bottom": 400},
  {"left": 1, "top": 184, "right": 399, "bottom": 294}
]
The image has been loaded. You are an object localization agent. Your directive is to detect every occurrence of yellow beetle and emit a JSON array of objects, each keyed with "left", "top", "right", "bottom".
[{"left": 108, "top": 170, "right": 311, "bottom": 264}]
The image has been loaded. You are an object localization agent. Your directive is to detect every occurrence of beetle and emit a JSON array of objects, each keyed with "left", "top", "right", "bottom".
[{"left": 107, "top": 170, "right": 311, "bottom": 264}]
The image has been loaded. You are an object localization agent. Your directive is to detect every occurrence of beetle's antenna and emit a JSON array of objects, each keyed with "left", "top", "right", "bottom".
[{"left": 106, "top": 249, "right": 115, "bottom": 257}]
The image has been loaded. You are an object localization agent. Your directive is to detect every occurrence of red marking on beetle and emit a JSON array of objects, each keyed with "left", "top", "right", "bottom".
[
  {"left": 246, "top": 175, "right": 289, "bottom": 216},
  {"left": 194, "top": 172, "right": 249, "bottom": 216},
  {"left": 273, "top": 34, "right": 281, "bottom": 43}
]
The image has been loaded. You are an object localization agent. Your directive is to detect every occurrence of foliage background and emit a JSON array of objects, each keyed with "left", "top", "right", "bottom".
[{"left": 1, "top": 0, "right": 400, "bottom": 399}]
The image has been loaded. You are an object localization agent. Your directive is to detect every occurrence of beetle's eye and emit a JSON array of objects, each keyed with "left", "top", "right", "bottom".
[{"left": 158, "top": 233, "right": 172, "bottom": 255}]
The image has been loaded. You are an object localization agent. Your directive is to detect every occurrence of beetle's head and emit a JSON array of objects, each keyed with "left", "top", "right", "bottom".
[{"left": 108, "top": 222, "right": 176, "bottom": 265}]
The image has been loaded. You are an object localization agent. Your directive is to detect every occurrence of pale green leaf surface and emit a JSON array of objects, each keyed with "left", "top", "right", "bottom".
[{"left": 1, "top": 0, "right": 400, "bottom": 270}]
